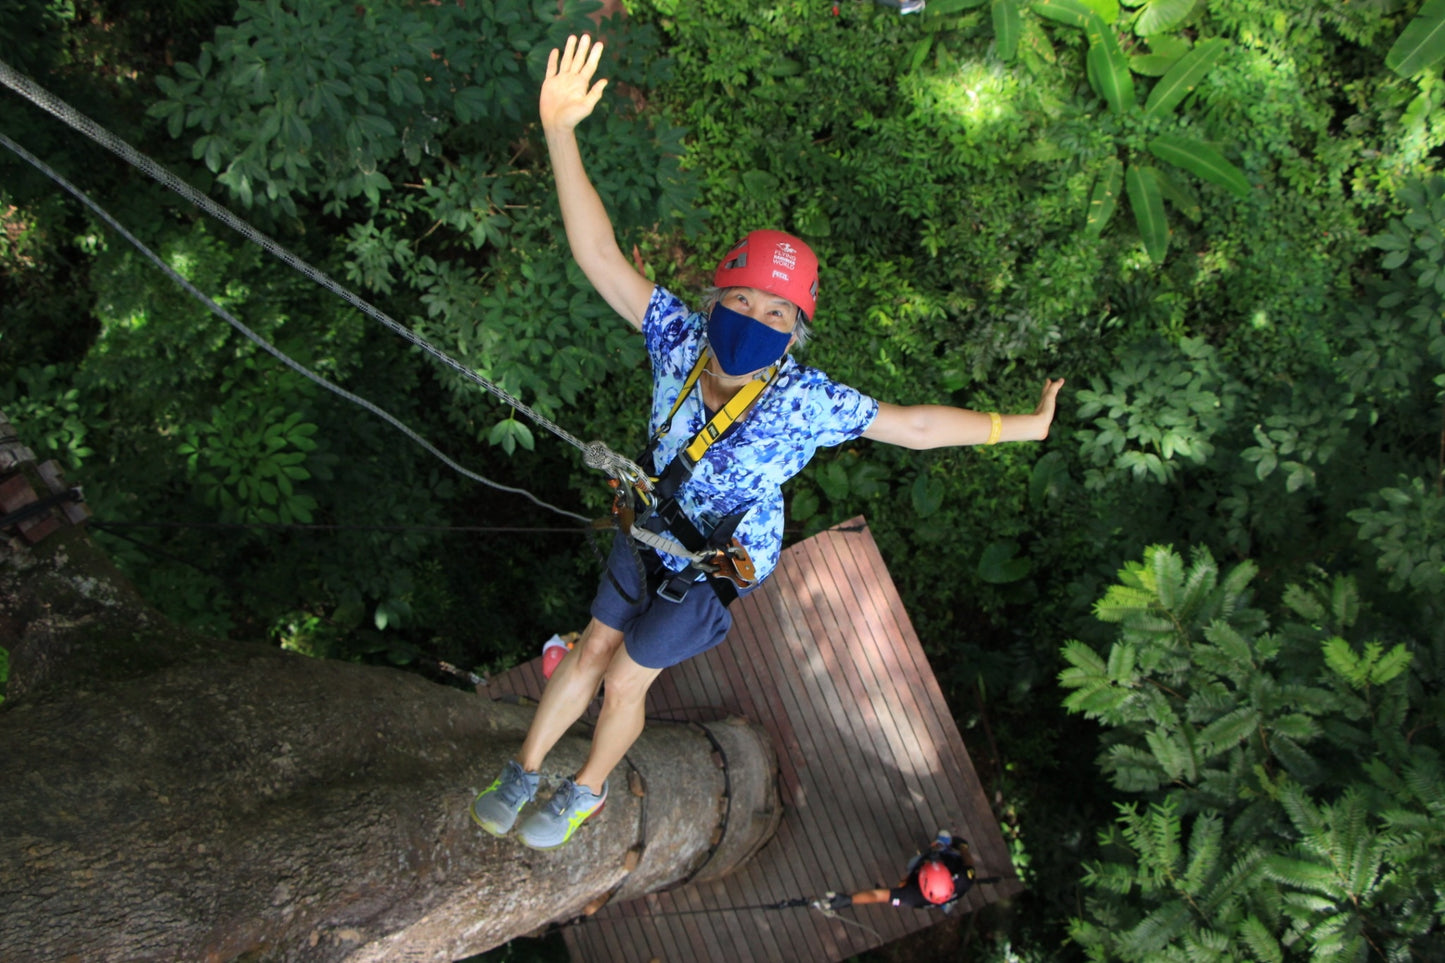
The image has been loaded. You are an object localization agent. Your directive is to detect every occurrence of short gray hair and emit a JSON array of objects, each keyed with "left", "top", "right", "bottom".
[{"left": 701, "top": 286, "right": 812, "bottom": 347}]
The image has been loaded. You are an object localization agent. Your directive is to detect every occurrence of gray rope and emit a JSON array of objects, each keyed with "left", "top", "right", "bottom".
[
  {"left": 0, "top": 129, "right": 592, "bottom": 524},
  {"left": 0, "top": 58, "right": 651, "bottom": 495}
]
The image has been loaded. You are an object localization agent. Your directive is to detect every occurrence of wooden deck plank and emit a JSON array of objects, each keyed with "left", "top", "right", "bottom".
[
  {"left": 843, "top": 532, "right": 1023, "bottom": 903},
  {"left": 771, "top": 547, "right": 918, "bottom": 895},
  {"left": 757, "top": 563, "right": 891, "bottom": 958},
  {"left": 723, "top": 591, "right": 848, "bottom": 959},
  {"left": 743, "top": 577, "right": 863, "bottom": 896},
  {"left": 809, "top": 533, "right": 958, "bottom": 847},
  {"left": 493, "top": 518, "right": 1020, "bottom": 962},
  {"left": 828, "top": 534, "right": 1003, "bottom": 915}
]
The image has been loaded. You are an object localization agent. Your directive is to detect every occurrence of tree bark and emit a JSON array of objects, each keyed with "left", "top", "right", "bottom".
[{"left": 0, "top": 429, "right": 779, "bottom": 962}]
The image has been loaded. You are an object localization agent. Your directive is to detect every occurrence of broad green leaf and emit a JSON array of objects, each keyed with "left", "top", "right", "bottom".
[
  {"left": 907, "top": 36, "right": 935, "bottom": 72},
  {"left": 978, "top": 540, "right": 1033, "bottom": 583},
  {"left": 1144, "top": 38, "right": 1225, "bottom": 118},
  {"left": 1130, "top": 52, "right": 1181, "bottom": 77},
  {"left": 1151, "top": 165, "right": 1201, "bottom": 222},
  {"left": 1079, "top": 0, "right": 1119, "bottom": 23},
  {"left": 1126, "top": 163, "right": 1169, "bottom": 263},
  {"left": 1029, "top": 450, "right": 1069, "bottom": 506},
  {"left": 742, "top": 170, "right": 780, "bottom": 196},
  {"left": 817, "top": 460, "right": 850, "bottom": 501},
  {"left": 1386, "top": 0, "right": 1445, "bottom": 77},
  {"left": 910, "top": 474, "right": 945, "bottom": 517},
  {"left": 1148, "top": 133, "right": 1251, "bottom": 198},
  {"left": 993, "top": 0, "right": 1022, "bottom": 62},
  {"left": 1032, "top": 0, "right": 1093, "bottom": 28},
  {"left": 1134, "top": 0, "right": 1198, "bottom": 36},
  {"left": 1085, "top": 16, "right": 1134, "bottom": 112},
  {"left": 1086, "top": 156, "right": 1125, "bottom": 235}
]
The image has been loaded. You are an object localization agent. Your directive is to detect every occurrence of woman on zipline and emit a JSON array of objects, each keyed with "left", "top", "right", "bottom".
[{"left": 472, "top": 33, "right": 1065, "bottom": 850}]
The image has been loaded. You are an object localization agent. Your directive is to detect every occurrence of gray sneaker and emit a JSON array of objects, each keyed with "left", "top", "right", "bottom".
[
  {"left": 470, "top": 760, "right": 539, "bottom": 836},
  {"left": 517, "top": 777, "right": 608, "bottom": 850}
]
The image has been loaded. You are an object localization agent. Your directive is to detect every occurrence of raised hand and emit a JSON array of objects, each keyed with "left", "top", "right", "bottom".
[
  {"left": 1033, "top": 377, "right": 1066, "bottom": 437},
  {"left": 540, "top": 34, "right": 608, "bottom": 133}
]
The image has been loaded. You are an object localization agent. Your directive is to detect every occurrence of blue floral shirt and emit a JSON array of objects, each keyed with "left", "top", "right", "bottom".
[{"left": 642, "top": 286, "right": 879, "bottom": 583}]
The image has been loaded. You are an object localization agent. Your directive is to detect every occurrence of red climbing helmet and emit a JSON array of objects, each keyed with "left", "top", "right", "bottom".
[
  {"left": 714, "top": 230, "right": 819, "bottom": 321},
  {"left": 918, "top": 857, "right": 956, "bottom": 905}
]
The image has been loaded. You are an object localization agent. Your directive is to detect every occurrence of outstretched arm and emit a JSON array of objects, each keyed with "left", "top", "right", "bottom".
[
  {"left": 540, "top": 34, "right": 654, "bottom": 330},
  {"left": 862, "top": 378, "right": 1065, "bottom": 450}
]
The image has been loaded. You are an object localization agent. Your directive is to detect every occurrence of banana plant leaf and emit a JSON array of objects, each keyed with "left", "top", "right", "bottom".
[
  {"left": 1085, "top": 15, "right": 1135, "bottom": 113},
  {"left": 1126, "top": 163, "right": 1169, "bottom": 263},
  {"left": 1032, "top": 0, "right": 1094, "bottom": 28},
  {"left": 1143, "top": 38, "right": 1225, "bottom": 118},
  {"left": 1148, "top": 133, "right": 1250, "bottom": 199},
  {"left": 1086, "top": 155, "right": 1125, "bottom": 236},
  {"left": 993, "top": 0, "right": 1022, "bottom": 62},
  {"left": 1386, "top": 0, "right": 1445, "bottom": 77}
]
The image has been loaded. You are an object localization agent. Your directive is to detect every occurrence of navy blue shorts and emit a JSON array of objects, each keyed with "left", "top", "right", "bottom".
[{"left": 590, "top": 535, "right": 736, "bottom": 670}]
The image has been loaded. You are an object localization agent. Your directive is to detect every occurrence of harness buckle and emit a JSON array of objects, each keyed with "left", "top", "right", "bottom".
[
  {"left": 655, "top": 569, "right": 702, "bottom": 604},
  {"left": 696, "top": 539, "right": 758, "bottom": 588}
]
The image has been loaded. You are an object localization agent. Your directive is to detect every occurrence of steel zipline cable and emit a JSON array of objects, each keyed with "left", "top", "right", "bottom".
[{"left": 0, "top": 58, "right": 652, "bottom": 515}]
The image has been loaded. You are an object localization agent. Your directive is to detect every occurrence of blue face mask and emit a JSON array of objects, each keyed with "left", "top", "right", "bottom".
[{"left": 706, "top": 302, "right": 792, "bottom": 376}]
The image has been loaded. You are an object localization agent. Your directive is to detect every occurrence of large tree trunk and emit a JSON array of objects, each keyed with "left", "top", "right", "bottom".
[{"left": 0, "top": 421, "right": 779, "bottom": 962}]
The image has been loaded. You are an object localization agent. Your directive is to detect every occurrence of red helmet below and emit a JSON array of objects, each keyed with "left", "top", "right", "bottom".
[
  {"left": 918, "top": 857, "right": 956, "bottom": 905},
  {"left": 713, "top": 230, "right": 819, "bottom": 321}
]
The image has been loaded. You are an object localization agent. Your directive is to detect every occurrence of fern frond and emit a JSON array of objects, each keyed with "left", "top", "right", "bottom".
[
  {"left": 1282, "top": 582, "right": 1325, "bottom": 623},
  {"left": 1198, "top": 706, "right": 1260, "bottom": 757},
  {"left": 1323, "top": 636, "right": 1367, "bottom": 688},
  {"left": 1369, "top": 642, "right": 1413, "bottom": 685},
  {"left": 1082, "top": 859, "right": 1141, "bottom": 896},
  {"left": 1201, "top": 844, "right": 1269, "bottom": 919},
  {"left": 1065, "top": 683, "right": 1136, "bottom": 721},
  {"left": 1177, "top": 545, "right": 1220, "bottom": 622},
  {"left": 1399, "top": 747, "right": 1445, "bottom": 812},
  {"left": 1187, "top": 683, "right": 1237, "bottom": 720},
  {"left": 1271, "top": 734, "right": 1324, "bottom": 786},
  {"left": 1181, "top": 811, "right": 1224, "bottom": 897},
  {"left": 1328, "top": 575, "right": 1359, "bottom": 629},
  {"left": 1104, "top": 743, "right": 1169, "bottom": 792},
  {"left": 1202, "top": 621, "right": 1257, "bottom": 673},
  {"left": 1216, "top": 558, "right": 1259, "bottom": 621},
  {"left": 1263, "top": 854, "right": 1341, "bottom": 898},
  {"left": 1119, "top": 899, "right": 1193, "bottom": 958},
  {"left": 1147, "top": 728, "right": 1198, "bottom": 782},
  {"left": 1278, "top": 780, "right": 1325, "bottom": 838},
  {"left": 1150, "top": 545, "right": 1188, "bottom": 613},
  {"left": 1061, "top": 637, "right": 1109, "bottom": 676},
  {"left": 1239, "top": 914, "right": 1284, "bottom": 963},
  {"left": 1106, "top": 640, "right": 1139, "bottom": 683},
  {"left": 1269, "top": 712, "right": 1322, "bottom": 744},
  {"left": 1095, "top": 584, "right": 1161, "bottom": 622}
]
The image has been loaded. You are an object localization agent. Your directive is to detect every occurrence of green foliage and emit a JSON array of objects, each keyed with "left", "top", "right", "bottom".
[
  {"left": 1075, "top": 337, "right": 1233, "bottom": 487},
  {"left": 0, "top": 644, "right": 8, "bottom": 705},
  {"left": 1349, "top": 476, "right": 1445, "bottom": 598},
  {"left": 12, "top": 2, "right": 1445, "bottom": 961},
  {"left": 0, "top": 364, "right": 94, "bottom": 469},
  {"left": 178, "top": 402, "right": 319, "bottom": 526},
  {"left": 1387, "top": 0, "right": 1445, "bottom": 78},
  {"left": 0, "top": 0, "right": 73, "bottom": 76},
  {"left": 1063, "top": 545, "right": 1445, "bottom": 961}
]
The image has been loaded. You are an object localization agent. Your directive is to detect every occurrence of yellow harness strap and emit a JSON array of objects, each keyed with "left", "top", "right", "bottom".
[{"left": 651, "top": 349, "right": 777, "bottom": 472}]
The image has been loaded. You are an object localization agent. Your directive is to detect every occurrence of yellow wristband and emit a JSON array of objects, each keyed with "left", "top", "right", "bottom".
[{"left": 985, "top": 412, "right": 1002, "bottom": 446}]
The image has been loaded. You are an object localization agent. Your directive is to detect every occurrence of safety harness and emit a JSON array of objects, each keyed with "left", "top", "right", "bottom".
[{"left": 612, "top": 348, "right": 777, "bottom": 606}]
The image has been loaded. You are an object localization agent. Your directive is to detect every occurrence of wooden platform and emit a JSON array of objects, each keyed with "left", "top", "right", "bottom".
[{"left": 486, "top": 517, "right": 1023, "bottom": 962}]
